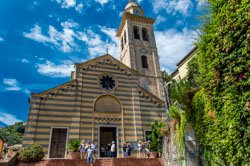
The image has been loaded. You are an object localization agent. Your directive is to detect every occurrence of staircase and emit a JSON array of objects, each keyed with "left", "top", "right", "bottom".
[{"left": 16, "top": 158, "right": 164, "bottom": 166}]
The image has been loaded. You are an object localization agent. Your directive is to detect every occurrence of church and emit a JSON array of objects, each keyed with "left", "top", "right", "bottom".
[{"left": 23, "top": 0, "right": 166, "bottom": 158}]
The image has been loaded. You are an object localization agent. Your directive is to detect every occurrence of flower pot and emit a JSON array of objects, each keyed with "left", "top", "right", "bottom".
[
  {"left": 150, "top": 152, "right": 158, "bottom": 158},
  {"left": 69, "top": 152, "right": 80, "bottom": 159}
]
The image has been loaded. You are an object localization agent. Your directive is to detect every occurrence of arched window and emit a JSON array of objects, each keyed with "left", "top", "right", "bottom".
[
  {"left": 141, "top": 55, "right": 148, "bottom": 68},
  {"left": 124, "top": 30, "right": 127, "bottom": 44},
  {"left": 94, "top": 95, "right": 121, "bottom": 113},
  {"left": 121, "top": 37, "right": 124, "bottom": 50},
  {"left": 142, "top": 28, "right": 149, "bottom": 41},
  {"left": 133, "top": 26, "right": 140, "bottom": 39}
]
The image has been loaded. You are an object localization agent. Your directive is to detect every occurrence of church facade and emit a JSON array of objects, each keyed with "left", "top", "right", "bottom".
[{"left": 23, "top": 1, "right": 166, "bottom": 158}]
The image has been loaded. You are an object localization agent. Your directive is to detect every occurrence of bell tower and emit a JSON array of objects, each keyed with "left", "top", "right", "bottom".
[{"left": 116, "top": 0, "right": 163, "bottom": 99}]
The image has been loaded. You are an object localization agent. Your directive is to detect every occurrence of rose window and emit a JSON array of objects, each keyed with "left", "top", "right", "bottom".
[{"left": 100, "top": 75, "right": 116, "bottom": 90}]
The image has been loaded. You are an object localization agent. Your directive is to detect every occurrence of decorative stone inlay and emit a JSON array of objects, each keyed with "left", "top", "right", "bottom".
[{"left": 94, "top": 113, "right": 121, "bottom": 122}]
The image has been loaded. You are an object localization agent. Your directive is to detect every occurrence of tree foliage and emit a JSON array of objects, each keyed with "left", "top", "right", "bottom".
[
  {"left": 190, "top": 0, "right": 250, "bottom": 165},
  {"left": 149, "top": 120, "right": 166, "bottom": 152},
  {"left": 0, "top": 122, "right": 25, "bottom": 146}
]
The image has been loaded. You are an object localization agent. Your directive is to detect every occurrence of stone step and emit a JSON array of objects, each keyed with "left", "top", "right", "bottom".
[{"left": 16, "top": 158, "right": 164, "bottom": 166}]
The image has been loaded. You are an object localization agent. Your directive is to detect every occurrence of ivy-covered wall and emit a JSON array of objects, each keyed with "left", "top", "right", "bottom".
[{"left": 190, "top": 0, "right": 250, "bottom": 165}]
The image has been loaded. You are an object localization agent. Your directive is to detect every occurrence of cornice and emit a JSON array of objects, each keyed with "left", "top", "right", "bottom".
[{"left": 116, "top": 12, "right": 155, "bottom": 37}]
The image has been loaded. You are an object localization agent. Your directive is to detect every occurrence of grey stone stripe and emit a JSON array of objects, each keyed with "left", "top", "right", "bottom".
[
  {"left": 30, "top": 113, "right": 149, "bottom": 121},
  {"left": 29, "top": 113, "right": 92, "bottom": 119},
  {"left": 31, "top": 92, "right": 140, "bottom": 100},
  {"left": 27, "top": 131, "right": 80, "bottom": 135},
  {"left": 79, "top": 84, "right": 137, "bottom": 89},
  {"left": 31, "top": 99, "right": 164, "bottom": 109},
  {"left": 31, "top": 107, "right": 164, "bottom": 114},
  {"left": 32, "top": 106, "right": 92, "bottom": 111},
  {"left": 79, "top": 70, "right": 135, "bottom": 78},
  {"left": 35, "top": 120, "right": 91, "bottom": 124},
  {"left": 35, "top": 101, "right": 162, "bottom": 109},
  {"left": 79, "top": 76, "right": 137, "bottom": 82},
  {"left": 24, "top": 137, "right": 49, "bottom": 141},
  {"left": 31, "top": 102, "right": 162, "bottom": 109},
  {"left": 27, "top": 125, "right": 80, "bottom": 129}
]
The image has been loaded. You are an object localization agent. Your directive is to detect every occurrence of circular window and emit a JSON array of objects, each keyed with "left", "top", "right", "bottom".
[{"left": 100, "top": 75, "right": 116, "bottom": 90}]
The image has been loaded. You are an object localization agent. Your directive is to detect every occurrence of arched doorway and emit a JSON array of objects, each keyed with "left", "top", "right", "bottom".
[{"left": 94, "top": 95, "right": 122, "bottom": 158}]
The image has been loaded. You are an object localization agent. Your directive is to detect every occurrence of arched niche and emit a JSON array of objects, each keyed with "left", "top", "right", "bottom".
[{"left": 94, "top": 95, "right": 121, "bottom": 113}]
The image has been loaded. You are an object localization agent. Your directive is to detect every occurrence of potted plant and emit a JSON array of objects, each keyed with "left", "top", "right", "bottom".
[
  {"left": 149, "top": 120, "right": 165, "bottom": 158},
  {"left": 67, "top": 140, "right": 81, "bottom": 159}
]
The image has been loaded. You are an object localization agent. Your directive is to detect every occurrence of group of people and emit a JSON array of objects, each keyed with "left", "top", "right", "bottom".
[
  {"left": 122, "top": 142, "right": 132, "bottom": 158},
  {"left": 77, "top": 139, "right": 151, "bottom": 165},
  {"left": 100, "top": 141, "right": 116, "bottom": 158},
  {"left": 78, "top": 140, "right": 97, "bottom": 166},
  {"left": 137, "top": 140, "right": 151, "bottom": 158},
  {"left": 122, "top": 140, "right": 151, "bottom": 159},
  {"left": 78, "top": 140, "right": 116, "bottom": 165}
]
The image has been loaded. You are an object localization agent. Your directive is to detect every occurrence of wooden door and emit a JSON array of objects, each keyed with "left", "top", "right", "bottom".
[{"left": 49, "top": 128, "right": 67, "bottom": 158}]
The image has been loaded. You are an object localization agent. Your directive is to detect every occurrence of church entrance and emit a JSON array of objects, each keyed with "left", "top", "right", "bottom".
[
  {"left": 49, "top": 128, "right": 68, "bottom": 158},
  {"left": 99, "top": 126, "right": 118, "bottom": 158}
]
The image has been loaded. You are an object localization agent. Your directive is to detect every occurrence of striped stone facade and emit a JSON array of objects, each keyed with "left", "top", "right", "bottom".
[{"left": 23, "top": 55, "right": 166, "bottom": 158}]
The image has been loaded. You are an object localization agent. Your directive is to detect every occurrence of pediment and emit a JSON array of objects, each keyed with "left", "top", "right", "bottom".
[{"left": 75, "top": 54, "right": 138, "bottom": 77}]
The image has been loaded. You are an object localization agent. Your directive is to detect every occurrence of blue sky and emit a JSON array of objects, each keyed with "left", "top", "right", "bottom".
[{"left": 0, "top": 0, "right": 206, "bottom": 126}]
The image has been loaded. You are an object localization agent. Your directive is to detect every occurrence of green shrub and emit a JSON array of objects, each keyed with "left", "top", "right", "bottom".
[
  {"left": 149, "top": 120, "right": 166, "bottom": 153},
  {"left": 18, "top": 144, "right": 44, "bottom": 162},
  {"left": 67, "top": 140, "right": 81, "bottom": 152}
]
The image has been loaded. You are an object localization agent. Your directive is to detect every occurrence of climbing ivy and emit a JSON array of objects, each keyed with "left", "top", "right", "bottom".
[{"left": 190, "top": 0, "right": 250, "bottom": 165}]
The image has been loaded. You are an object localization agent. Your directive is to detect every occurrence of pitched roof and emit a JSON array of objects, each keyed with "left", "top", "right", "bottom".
[{"left": 176, "top": 47, "right": 197, "bottom": 66}]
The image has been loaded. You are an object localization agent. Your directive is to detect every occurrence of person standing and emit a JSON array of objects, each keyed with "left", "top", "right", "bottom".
[
  {"left": 122, "top": 142, "right": 127, "bottom": 158},
  {"left": 85, "top": 144, "right": 94, "bottom": 166},
  {"left": 100, "top": 144, "right": 106, "bottom": 157},
  {"left": 111, "top": 141, "right": 116, "bottom": 158},
  {"left": 79, "top": 140, "right": 85, "bottom": 160},
  {"left": 106, "top": 143, "right": 111, "bottom": 157},
  {"left": 127, "top": 143, "right": 132, "bottom": 158},
  {"left": 137, "top": 140, "right": 143, "bottom": 158},
  {"left": 91, "top": 142, "right": 96, "bottom": 161}
]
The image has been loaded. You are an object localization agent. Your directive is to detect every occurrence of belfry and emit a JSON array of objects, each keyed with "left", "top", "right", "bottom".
[{"left": 23, "top": 0, "right": 166, "bottom": 158}]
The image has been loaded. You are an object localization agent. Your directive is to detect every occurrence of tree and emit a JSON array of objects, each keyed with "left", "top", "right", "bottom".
[{"left": 0, "top": 122, "right": 25, "bottom": 146}]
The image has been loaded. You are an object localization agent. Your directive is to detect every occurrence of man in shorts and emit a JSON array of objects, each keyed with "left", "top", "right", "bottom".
[{"left": 85, "top": 144, "right": 94, "bottom": 166}]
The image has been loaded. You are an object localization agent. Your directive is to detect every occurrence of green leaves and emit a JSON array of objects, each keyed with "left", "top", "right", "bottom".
[
  {"left": 67, "top": 140, "right": 81, "bottom": 152},
  {"left": 18, "top": 144, "right": 45, "bottom": 162},
  {"left": 0, "top": 122, "right": 25, "bottom": 146},
  {"left": 190, "top": 0, "right": 250, "bottom": 164}
]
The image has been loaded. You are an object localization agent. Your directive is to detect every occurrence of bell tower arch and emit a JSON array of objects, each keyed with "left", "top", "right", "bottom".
[{"left": 116, "top": 0, "right": 163, "bottom": 99}]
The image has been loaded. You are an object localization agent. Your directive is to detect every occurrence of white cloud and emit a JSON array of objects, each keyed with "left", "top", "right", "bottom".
[
  {"left": 54, "top": 0, "right": 83, "bottom": 13},
  {"left": 95, "top": 0, "right": 110, "bottom": 5},
  {"left": 3, "top": 79, "right": 21, "bottom": 91},
  {"left": 36, "top": 60, "right": 74, "bottom": 77},
  {"left": 23, "top": 24, "right": 79, "bottom": 53},
  {"left": 0, "top": 37, "right": 4, "bottom": 42},
  {"left": 76, "top": 26, "right": 119, "bottom": 59},
  {"left": 155, "top": 15, "right": 166, "bottom": 25},
  {"left": 21, "top": 58, "right": 29, "bottom": 63},
  {"left": 196, "top": 0, "right": 207, "bottom": 9},
  {"left": 61, "top": 20, "right": 79, "bottom": 28},
  {"left": 2, "top": 78, "right": 30, "bottom": 94},
  {"left": 155, "top": 28, "right": 196, "bottom": 73},
  {"left": 24, "top": 23, "right": 119, "bottom": 58},
  {"left": 0, "top": 111, "right": 21, "bottom": 126},
  {"left": 75, "top": 3, "right": 84, "bottom": 13},
  {"left": 153, "top": 0, "right": 193, "bottom": 16}
]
